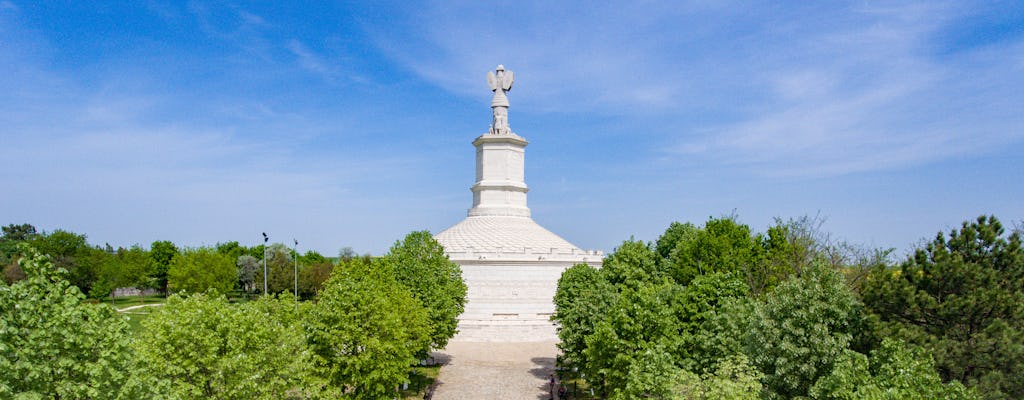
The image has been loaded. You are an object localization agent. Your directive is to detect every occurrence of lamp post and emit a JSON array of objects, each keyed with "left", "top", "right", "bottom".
[
  {"left": 262, "top": 232, "right": 268, "bottom": 296},
  {"left": 293, "top": 238, "right": 298, "bottom": 309}
]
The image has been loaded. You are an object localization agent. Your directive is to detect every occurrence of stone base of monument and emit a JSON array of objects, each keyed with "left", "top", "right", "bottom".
[
  {"left": 446, "top": 261, "right": 581, "bottom": 342},
  {"left": 452, "top": 318, "right": 558, "bottom": 342}
]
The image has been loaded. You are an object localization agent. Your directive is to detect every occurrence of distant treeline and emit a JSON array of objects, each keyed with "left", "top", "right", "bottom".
[{"left": 0, "top": 223, "right": 363, "bottom": 299}]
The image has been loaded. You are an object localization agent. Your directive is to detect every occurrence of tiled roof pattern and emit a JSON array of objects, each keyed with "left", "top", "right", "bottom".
[{"left": 435, "top": 216, "right": 582, "bottom": 253}]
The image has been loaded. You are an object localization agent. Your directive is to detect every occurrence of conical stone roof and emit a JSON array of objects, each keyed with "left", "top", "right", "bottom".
[{"left": 435, "top": 215, "right": 582, "bottom": 254}]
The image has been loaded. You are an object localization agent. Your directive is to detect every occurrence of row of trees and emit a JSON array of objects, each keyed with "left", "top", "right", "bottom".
[
  {"left": 0, "top": 224, "right": 347, "bottom": 299},
  {"left": 0, "top": 231, "right": 467, "bottom": 399},
  {"left": 553, "top": 215, "right": 1023, "bottom": 399}
]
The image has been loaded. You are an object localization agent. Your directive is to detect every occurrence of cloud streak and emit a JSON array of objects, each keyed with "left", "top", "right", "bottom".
[{"left": 373, "top": 1, "right": 1023, "bottom": 177}]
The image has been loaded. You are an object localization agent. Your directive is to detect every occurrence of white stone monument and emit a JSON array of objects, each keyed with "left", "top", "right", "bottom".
[{"left": 435, "top": 65, "right": 603, "bottom": 342}]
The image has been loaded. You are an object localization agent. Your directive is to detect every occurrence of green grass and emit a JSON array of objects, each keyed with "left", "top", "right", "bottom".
[
  {"left": 95, "top": 294, "right": 166, "bottom": 335},
  {"left": 121, "top": 310, "right": 152, "bottom": 334},
  {"left": 99, "top": 294, "right": 167, "bottom": 308},
  {"left": 401, "top": 365, "right": 441, "bottom": 399}
]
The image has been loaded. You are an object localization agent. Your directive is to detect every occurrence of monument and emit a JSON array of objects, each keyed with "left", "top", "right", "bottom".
[{"left": 435, "top": 65, "right": 603, "bottom": 342}]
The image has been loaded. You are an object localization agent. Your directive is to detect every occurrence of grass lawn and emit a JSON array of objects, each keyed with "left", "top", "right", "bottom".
[
  {"left": 99, "top": 294, "right": 167, "bottom": 308},
  {"left": 121, "top": 310, "right": 153, "bottom": 334},
  {"left": 96, "top": 294, "right": 166, "bottom": 335},
  {"left": 401, "top": 365, "right": 442, "bottom": 399}
]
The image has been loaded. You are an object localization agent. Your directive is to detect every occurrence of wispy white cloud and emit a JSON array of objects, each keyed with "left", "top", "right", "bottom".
[{"left": 373, "top": 1, "right": 1024, "bottom": 177}]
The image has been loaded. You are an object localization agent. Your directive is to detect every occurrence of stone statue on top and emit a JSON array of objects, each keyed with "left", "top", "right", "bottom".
[{"left": 487, "top": 65, "right": 515, "bottom": 135}]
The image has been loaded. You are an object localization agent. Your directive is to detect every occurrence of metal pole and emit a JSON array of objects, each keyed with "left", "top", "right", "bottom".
[
  {"left": 262, "top": 232, "right": 268, "bottom": 296},
  {"left": 293, "top": 238, "right": 298, "bottom": 309}
]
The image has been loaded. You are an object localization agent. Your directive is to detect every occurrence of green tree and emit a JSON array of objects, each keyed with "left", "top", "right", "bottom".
[
  {"left": 258, "top": 243, "right": 295, "bottom": 294},
  {"left": 667, "top": 217, "right": 761, "bottom": 286},
  {"left": 601, "top": 239, "right": 663, "bottom": 288},
  {"left": 150, "top": 240, "right": 178, "bottom": 294},
  {"left": 300, "top": 249, "right": 328, "bottom": 265},
  {"left": 861, "top": 215, "right": 1024, "bottom": 399},
  {"left": 747, "top": 266, "right": 863, "bottom": 399},
  {"left": 92, "top": 245, "right": 156, "bottom": 299},
  {"left": 618, "top": 346, "right": 682, "bottom": 400},
  {"left": 675, "top": 355, "right": 763, "bottom": 400},
  {"left": 553, "top": 263, "right": 617, "bottom": 379},
  {"left": 0, "top": 246, "right": 134, "bottom": 399},
  {"left": 690, "top": 296, "right": 756, "bottom": 374},
  {"left": 29, "top": 229, "right": 97, "bottom": 293},
  {"left": 297, "top": 259, "right": 333, "bottom": 299},
  {"left": 655, "top": 222, "right": 697, "bottom": 260},
  {"left": 133, "top": 293, "right": 310, "bottom": 399},
  {"left": 305, "top": 258, "right": 430, "bottom": 399},
  {"left": 167, "top": 247, "right": 236, "bottom": 294},
  {"left": 214, "top": 240, "right": 247, "bottom": 260},
  {"left": 809, "top": 339, "right": 976, "bottom": 400},
  {"left": 0, "top": 223, "right": 37, "bottom": 267},
  {"left": 381, "top": 231, "right": 467, "bottom": 356},
  {"left": 236, "top": 254, "right": 260, "bottom": 293},
  {"left": 675, "top": 272, "right": 748, "bottom": 371},
  {"left": 582, "top": 281, "right": 684, "bottom": 397}
]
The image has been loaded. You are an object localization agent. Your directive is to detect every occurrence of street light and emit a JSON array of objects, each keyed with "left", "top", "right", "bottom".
[
  {"left": 262, "top": 232, "right": 269, "bottom": 296},
  {"left": 293, "top": 238, "right": 298, "bottom": 309}
]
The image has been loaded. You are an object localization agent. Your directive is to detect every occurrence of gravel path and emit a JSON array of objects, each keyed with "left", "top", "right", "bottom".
[
  {"left": 116, "top": 303, "right": 164, "bottom": 312},
  {"left": 430, "top": 341, "right": 562, "bottom": 400}
]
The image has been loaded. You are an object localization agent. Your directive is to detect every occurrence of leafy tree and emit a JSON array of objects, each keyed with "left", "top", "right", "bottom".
[
  {"left": 675, "top": 272, "right": 748, "bottom": 371},
  {"left": 618, "top": 346, "right": 682, "bottom": 400},
  {"left": 675, "top": 355, "right": 763, "bottom": 400},
  {"left": 133, "top": 293, "right": 310, "bottom": 399},
  {"left": 809, "top": 338, "right": 976, "bottom": 400},
  {"left": 1, "top": 223, "right": 38, "bottom": 241},
  {"left": 667, "top": 217, "right": 761, "bottom": 286},
  {"left": 297, "top": 259, "right": 333, "bottom": 299},
  {"left": 747, "top": 266, "right": 863, "bottom": 399},
  {"left": 167, "top": 247, "right": 236, "bottom": 294},
  {"left": 0, "top": 223, "right": 37, "bottom": 266},
  {"left": 258, "top": 243, "right": 295, "bottom": 294},
  {"left": 299, "top": 249, "right": 328, "bottom": 265},
  {"left": 29, "top": 229, "right": 97, "bottom": 293},
  {"left": 861, "top": 215, "right": 1024, "bottom": 399},
  {"left": 553, "top": 263, "right": 617, "bottom": 379},
  {"left": 305, "top": 258, "right": 430, "bottom": 399},
  {"left": 150, "top": 240, "right": 178, "bottom": 294},
  {"left": 214, "top": 240, "right": 247, "bottom": 260},
  {"left": 582, "top": 281, "right": 685, "bottom": 396},
  {"left": 236, "top": 254, "right": 260, "bottom": 293},
  {"left": 690, "top": 296, "right": 756, "bottom": 374},
  {"left": 381, "top": 231, "right": 467, "bottom": 356},
  {"left": 655, "top": 222, "right": 697, "bottom": 260},
  {"left": 0, "top": 246, "right": 134, "bottom": 399},
  {"left": 338, "top": 246, "right": 358, "bottom": 260},
  {"left": 600, "top": 239, "right": 663, "bottom": 288},
  {"left": 92, "top": 245, "right": 156, "bottom": 299}
]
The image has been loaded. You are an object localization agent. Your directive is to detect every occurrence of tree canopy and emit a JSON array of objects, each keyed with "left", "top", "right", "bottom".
[
  {"left": 380, "top": 230, "right": 467, "bottom": 356},
  {"left": 862, "top": 215, "right": 1024, "bottom": 399},
  {"left": 167, "top": 247, "right": 237, "bottom": 295},
  {"left": 305, "top": 257, "right": 431, "bottom": 399},
  {"left": 0, "top": 246, "right": 134, "bottom": 399}
]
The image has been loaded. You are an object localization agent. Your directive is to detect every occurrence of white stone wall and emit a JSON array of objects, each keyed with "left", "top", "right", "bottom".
[
  {"left": 452, "top": 261, "right": 570, "bottom": 342},
  {"left": 449, "top": 257, "right": 600, "bottom": 342}
]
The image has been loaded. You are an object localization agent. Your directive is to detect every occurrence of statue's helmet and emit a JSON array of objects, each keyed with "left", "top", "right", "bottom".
[{"left": 496, "top": 64, "right": 505, "bottom": 71}]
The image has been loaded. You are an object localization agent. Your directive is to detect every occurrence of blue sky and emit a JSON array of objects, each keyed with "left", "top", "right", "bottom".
[{"left": 1, "top": 1, "right": 1022, "bottom": 257}]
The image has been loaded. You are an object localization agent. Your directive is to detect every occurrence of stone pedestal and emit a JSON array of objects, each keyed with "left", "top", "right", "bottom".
[{"left": 469, "top": 132, "right": 530, "bottom": 217}]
